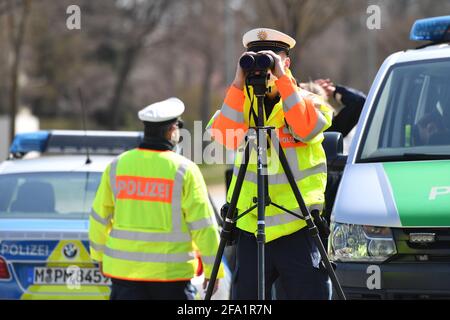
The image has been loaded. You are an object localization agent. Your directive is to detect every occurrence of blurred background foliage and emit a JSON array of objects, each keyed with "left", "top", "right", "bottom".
[{"left": 0, "top": 0, "right": 449, "bottom": 135}]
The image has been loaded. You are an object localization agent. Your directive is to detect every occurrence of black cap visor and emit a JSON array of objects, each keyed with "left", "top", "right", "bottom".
[{"left": 247, "top": 41, "right": 290, "bottom": 55}]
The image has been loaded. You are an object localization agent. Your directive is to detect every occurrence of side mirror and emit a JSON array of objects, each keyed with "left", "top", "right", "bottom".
[
  {"left": 323, "top": 132, "right": 343, "bottom": 161},
  {"left": 322, "top": 131, "right": 348, "bottom": 222},
  {"left": 322, "top": 132, "right": 347, "bottom": 172}
]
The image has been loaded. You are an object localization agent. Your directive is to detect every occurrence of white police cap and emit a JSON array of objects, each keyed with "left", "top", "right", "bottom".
[
  {"left": 138, "top": 97, "right": 185, "bottom": 122},
  {"left": 243, "top": 28, "right": 296, "bottom": 50}
]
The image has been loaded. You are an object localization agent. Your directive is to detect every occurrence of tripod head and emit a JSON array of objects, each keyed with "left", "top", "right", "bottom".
[{"left": 245, "top": 71, "right": 270, "bottom": 97}]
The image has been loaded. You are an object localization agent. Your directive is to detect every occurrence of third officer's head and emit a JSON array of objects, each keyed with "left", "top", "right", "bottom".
[{"left": 138, "top": 97, "right": 185, "bottom": 145}]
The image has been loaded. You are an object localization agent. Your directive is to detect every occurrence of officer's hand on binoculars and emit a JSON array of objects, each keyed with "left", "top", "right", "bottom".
[
  {"left": 257, "top": 50, "right": 286, "bottom": 79},
  {"left": 232, "top": 51, "right": 257, "bottom": 90}
]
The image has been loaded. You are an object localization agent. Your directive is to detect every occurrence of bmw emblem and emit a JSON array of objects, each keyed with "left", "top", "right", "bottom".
[{"left": 63, "top": 243, "right": 78, "bottom": 259}]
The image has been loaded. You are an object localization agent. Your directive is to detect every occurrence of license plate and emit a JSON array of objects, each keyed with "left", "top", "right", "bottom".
[{"left": 34, "top": 267, "right": 111, "bottom": 285}]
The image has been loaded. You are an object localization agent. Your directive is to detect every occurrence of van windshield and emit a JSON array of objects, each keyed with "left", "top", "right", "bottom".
[
  {"left": 359, "top": 58, "right": 450, "bottom": 162},
  {"left": 0, "top": 172, "right": 101, "bottom": 219}
]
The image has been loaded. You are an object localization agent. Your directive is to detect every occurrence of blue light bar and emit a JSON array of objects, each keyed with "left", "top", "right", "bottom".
[
  {"left": 9, "top": 130, "right": 144, "bottom": 158},
  {"left": 9, "top": 131, "right": 50, "bottom": 155},
  {"left": 410, "top": 15, "right": 450, "bottom": 42}
]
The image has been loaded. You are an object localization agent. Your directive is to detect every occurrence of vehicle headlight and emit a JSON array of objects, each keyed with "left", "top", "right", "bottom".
[{"left": 329, "top": 222, "right": 397, "bottom": 262}]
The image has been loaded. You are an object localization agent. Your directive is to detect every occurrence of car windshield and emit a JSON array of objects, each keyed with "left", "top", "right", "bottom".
[
  {"left": 359, "top": 58, "right": 450, "bottom": 162},
  {"left": 0, "top": 172, "right": 101, "bottom": 219}
]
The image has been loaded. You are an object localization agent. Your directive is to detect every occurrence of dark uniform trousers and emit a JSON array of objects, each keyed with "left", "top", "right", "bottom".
[
  {"left": 231, "top": 227, "right": 332, "bottom": 300},
  {"left": 110, "top": 278, "right": 196, "bottom": 300}
]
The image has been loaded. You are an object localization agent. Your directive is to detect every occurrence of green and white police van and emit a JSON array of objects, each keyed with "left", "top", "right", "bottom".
[{"left": 328, "top": 16, "right": 450, "bottom": 299}]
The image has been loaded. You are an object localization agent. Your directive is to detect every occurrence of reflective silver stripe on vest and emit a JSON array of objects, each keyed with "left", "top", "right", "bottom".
[
  {"left": 220, "top": 103, "right": 245, "bottom": 124},
  {"left": 90, "top": 241, "right": 105, "bottom": 253},
  {"left": 90, "top": 208, "right": 111, "bottom": 226},
  {"left": 110, "top": 157, "right": 119, "bottom": 199},
  {"left": 172, "top": 163, "right": 188, "bottom": 232},
  {"left": 104, "top": 247, "right": 193, "bottom": 263},
  {"left": 233, "top": 162, "right": 326, "bottom": 185},
  {"left": 300, "top": 111, "right": 328, "bottom": 142},
  {"left": 188, "top": 217, "right": 215, "bottom": 231},
  {"left": 283, "top": 92, "right": 304, "bottom": 113},
  {"left": 282, "top": 89, "right": 328, "bottom": 141},
  {"left": 109, "top": 229, "right": 190, "bottom": 243},
  {"left": 200, "top": 255, "right": 216, "bottom": 265},
  {"left": 265, "top": 212, "right": 299, "bottom": 227},
  {"left": 233, "top": 140, "right": 326, "bottom": 186},
  {"left": 265, "top": 204, "right": 324, "bottom": 228},
  {"left": 233, "top": 164, "right": 239, "bottom": 178}
]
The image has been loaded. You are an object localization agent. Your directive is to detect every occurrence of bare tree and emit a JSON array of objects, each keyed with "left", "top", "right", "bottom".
[
  {"left": 0, "top": 0, "right": 21, "bottom": 16},
  {"left": 106, "top": 0, "right": 175, "bottom": 130},
  {"left": 4, "top": 0, "right": 31, "bottom": 142},
  {"left": 249, "top": 0, "right": 359, "bottom": 73},
  {"left": 177, "top": 0, "right": 226, "bottom": 127}
]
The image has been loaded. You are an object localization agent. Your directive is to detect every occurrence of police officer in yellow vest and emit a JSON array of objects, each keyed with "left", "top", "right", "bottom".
[
  {"left": 208, "top": 28, "right": 333, "bottom": 299},
  {"left": 89, "top": 98, "right": 223, "bottom": 300}
]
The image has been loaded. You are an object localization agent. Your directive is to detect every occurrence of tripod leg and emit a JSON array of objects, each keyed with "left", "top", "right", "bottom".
[
  {"left": 205, "top": 139, "right": 251, "bottom": 300},
  {"left": 256, "top": 127, "right": 268, "bottom": 300},
  {"left": 271, "top": 135, "right": 346, "bottom": 300}
]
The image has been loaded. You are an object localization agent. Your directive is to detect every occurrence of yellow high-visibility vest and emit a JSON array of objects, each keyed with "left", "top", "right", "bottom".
[{"left": 89, "top": 148, "right": 224, "bottom": 281}]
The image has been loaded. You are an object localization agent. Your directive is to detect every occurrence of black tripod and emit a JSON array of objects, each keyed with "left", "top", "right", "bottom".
[{"left": 205, "top": 71, "right": 346, "bottom": 300}]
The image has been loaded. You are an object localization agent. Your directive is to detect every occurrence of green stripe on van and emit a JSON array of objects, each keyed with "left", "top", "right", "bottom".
[{"left": 383, "top": 161, "right": 450, "bottom": 227}]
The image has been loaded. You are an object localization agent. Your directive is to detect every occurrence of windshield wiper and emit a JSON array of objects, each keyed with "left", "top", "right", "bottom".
[{"left": 360, "top": 153, "right": 450, "bottom": 163}]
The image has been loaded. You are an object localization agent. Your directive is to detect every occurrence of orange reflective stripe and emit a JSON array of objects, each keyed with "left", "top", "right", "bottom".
[
  {"left": 301, "top": 110, "right": 328, "bottom": 141},
  {"left": 284, "top": 98, "right": 319, "bottom": 139},
  {"left": 224, "top": 85, "right": 245, "bottom": 111},
  {"left": 116, "top": 176, "right": 174, "bottom": 203},
  {"left": 211, "top": 113, "right": 248, "bottom": 149},
  {"left": 276, "top": 74, "right": 322, "bottom": 139},
  {"left": 210, "top": 86, "right": 248, "bottom": 149}
]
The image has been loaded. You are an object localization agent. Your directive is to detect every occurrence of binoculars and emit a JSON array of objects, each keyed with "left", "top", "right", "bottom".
[{"left": 239, "top": 53, "right": 275, "bottom": 72}]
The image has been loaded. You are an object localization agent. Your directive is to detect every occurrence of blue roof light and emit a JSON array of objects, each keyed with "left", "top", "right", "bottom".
[
  {"left": 10, "top": 131, "right": 50, "bottom": 155},
  {"left": 8, "top": 130, "right": 143, "bottom": 158},
  {"left": 410, "top": 15, "right": 450, "bottom": 42}
]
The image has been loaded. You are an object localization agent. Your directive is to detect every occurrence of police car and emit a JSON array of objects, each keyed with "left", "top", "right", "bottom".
[
  {"left": 0, "top": 130, "right": 142, "bottom": 299},
  {"left": 0, "top": 130, "right": 230, "bottom": 299},
  {"left": 328, "top": 16, "right": 450, "bottom": 299}
]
